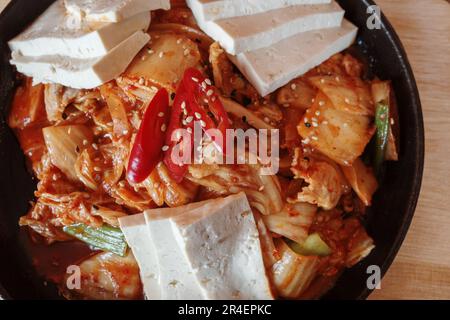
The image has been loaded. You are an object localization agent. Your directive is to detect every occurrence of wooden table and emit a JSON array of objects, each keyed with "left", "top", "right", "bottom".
[
  {"left": 1, "top": 0, "right": 450, "bottom": 300},
  {"left": 368, "top": 0, "right": 450, "bottom": 300}
]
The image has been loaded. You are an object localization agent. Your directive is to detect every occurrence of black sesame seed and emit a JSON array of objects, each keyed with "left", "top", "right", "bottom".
[
  {"left": 305, "top": 122, "right": 311, "bottom": 128},
  {"left": 242, "top": 96, "right": 251, "bottom": 106},
  {"left": 170, "top": 92, "right": 176, "bottom": 100}
]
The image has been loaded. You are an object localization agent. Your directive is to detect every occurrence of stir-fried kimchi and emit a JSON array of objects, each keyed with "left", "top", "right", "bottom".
[{"left": 8, "top": 3, "right": 399, "bottom": 300}]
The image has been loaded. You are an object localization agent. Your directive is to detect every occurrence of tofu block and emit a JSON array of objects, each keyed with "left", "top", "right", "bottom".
[
  {"left": 8, "top": 1, "right": 151, "bottom": 58},
  {"left": 146, "top": 218, "right": 205, "bottom": 300},
  {"left": 65, "top": 0, "right": 171, "bottom": 23},
  {"left": 171, "top": 193, "right": 274, "bottom": 300},
  {"left": 192, "top": 1, "right": 344, "bottom": 55},
  {"left": 10, "top": 30, "right": 151, "bottom": 89},
  {"left": 186, "top": 0, "right": 331, "bottom": 21},
  {"left": 230, "top": 20, "right": 358, "bottom": 96},
  {"left": 119, "top": 214, "right": 161, "bottom": 300},
  {"left": 143, "top": 200, "right": 212, "bottom": 300}
]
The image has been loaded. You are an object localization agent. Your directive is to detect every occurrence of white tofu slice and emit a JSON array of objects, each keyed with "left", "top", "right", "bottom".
[
  {"left": 171, "top": 193, "right": 274, "bottom": 300},
  {"left": 229, "top": 20, "right": 358, "bottom": 96},
  {"left": 146, "top": 219, "right": 205, "bottom": 300},
  {"left": 10, "top": 30, "right": 150, "bottom": 89},
  {"left": 65, "top": 0, "right": 171, "bottom": 23},
  {"left": 118, "top": 214, "right": 161, "bottom": 300},
  {"left": 186, "top": 0, "right": 331, "bottom": 21},
  {"left": 8, "top": 1, "right": 150, "bottom": 59},
  {"left": 192, "top": 1, "right": 344, "bottom": 55},
  {"left": 144, "top": 200, "right": 213, "bottom": 300}
]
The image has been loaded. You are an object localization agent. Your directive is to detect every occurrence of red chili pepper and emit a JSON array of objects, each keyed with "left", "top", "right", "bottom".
[
  {"left": 127, "top": 89, "right": 170, "bottom": 184},
  {"left": 164, "top": 68, "right": 231, "bottom": 182},
  {"left": 183, "top": 68, "right": 231, "bottom": 148},
  {"left": 163, "top": 81, "right": 191, "bottom": 183}
]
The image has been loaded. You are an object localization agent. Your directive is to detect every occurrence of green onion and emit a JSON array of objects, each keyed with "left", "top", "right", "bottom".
[
  {"left": 374, "top": 101, "right": 390, "bottom": 176},
  {"left": 288, "top": 233, "right": 332, "bottom": 257},
  {"left": 63, "top": 223, "right": 128, "bottom": 257}
]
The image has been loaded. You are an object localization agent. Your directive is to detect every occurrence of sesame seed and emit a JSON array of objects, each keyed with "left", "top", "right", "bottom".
[
  {"left": 343, "top": 123, "right": 348, "bottom": 127},
  {"left": 304, "top": 117, "right": 309, "bottom": 123},
  {"left": 312, "top": 117, "right": 318, "bottom": 122},
  {"left": 264, "top": 117, "right": 270, "bottom": 123},
  {"left": 205, "top": 78, "right": 212, "bottom": 85},
  {"left": 259, "top": 186, "right": 265, "bottom": 191},
  {"left": 67, "top": 127, "right": 72, "bottom": 134},
  {"left": 195, "top": 112, "right": 202, "bottom": 119},
  {"left": 158, "top": 112, "right": 165, "bottom": 117},
  {"left": 162, "top": 145, "right": 169, "bottom": 152},
  {"left": 119, "top": 181, "right": 125, "bottom": 187},
  {"left": 183, "top": 49, "right": 190, "bottom": 56},
  {"left": 344, "top": 98, "right": 350, "bottom": 104},
  {"left": 187, "top": 127, "right": 193, "bottom": 133},
  {"left": 390, "top": 118, "right": 395, "bottom": 125},
  {"left": 159, "top": 52, "right": 164, "bottom": 58},
  {"left": 177, "top": 38, "right": 182, "bottom": 44},
  {"left": 200, "top": 120, "right": 206, "bottom": 127},
  {"left": 148, "top": 49, "right": 154, "bottom": 55},
  {"left": 138, "top": 77, "right": 145, "bottom": 85},
  {"left": 320, "top": 78, "right": 325, "bottom": 84},
  {"left": 94, "top": 167, "right": 101, "bottom": 172},
  {"left": 312, "top": 98, "right": 315, "bottom": 103},
  {"left": 83, "top": 139, "right": 89, "bottom": 146},
  {"left": 204, "top": 99, "right": 209, "bottom": 104},
  {"left": 319, "top": 101, "right": 325, "bottom": 106},
  {"left": 206, "top": 89, "right": 214, "bottom": 96},
  {"left": 201, "top": 82, "right": 207, "bottom": 90},
  {"left": 291, "top": 83, "right": 297, "bottom": 90},
  {"left": 335, "top": 76, "right": 340, "bottom": 82},
  {"left": 123, "top": 129, "right": 129, "bottom": 135},
  {"left": 302, "top": 138, "right": 310, "bottom": 144},
  {"left": 312, "top": 122, "right": 318, "bottom": 127},
  {"left": 191, "top": 77, "right": 199, "bottom": 82},
  {"left": 181, "top": 101, "right": 186, "bottom": 109},
  {"left": 315, "top": 111, "right": 321, "bottom": 116},
  {"left": 283, "top": 103, "right": 290, "bottom": 108},
  {"left": 343, "top": 160, "right": 350, "bottom": 165},
  {"left": 311, "top": 136, "right": 319, "bottom": 141},
  {"left": 322, "top": 121, "right": 329, "bottom": 125},
  {"left": 186, "top": 116, "right": 194, "bottom": 123},
  {"left": 211, "top": 96, "right": 216, "bottom": 102},
  {"left": 92, "top": 143, "right": 98, "bottom": 150},
  {"left": 183, "top": 108, "right": 188, "bottom": 116}
]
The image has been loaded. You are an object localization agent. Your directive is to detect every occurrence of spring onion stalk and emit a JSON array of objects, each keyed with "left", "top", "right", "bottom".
[
  {"left": 288, "top": 233, "right": 332, "bottom": 257},
  {"left": 374, "top": 101, "right": 390, "bottom": 176},
  {"left": 63, "top": 223, "right": 128, "bottom": 257}
]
